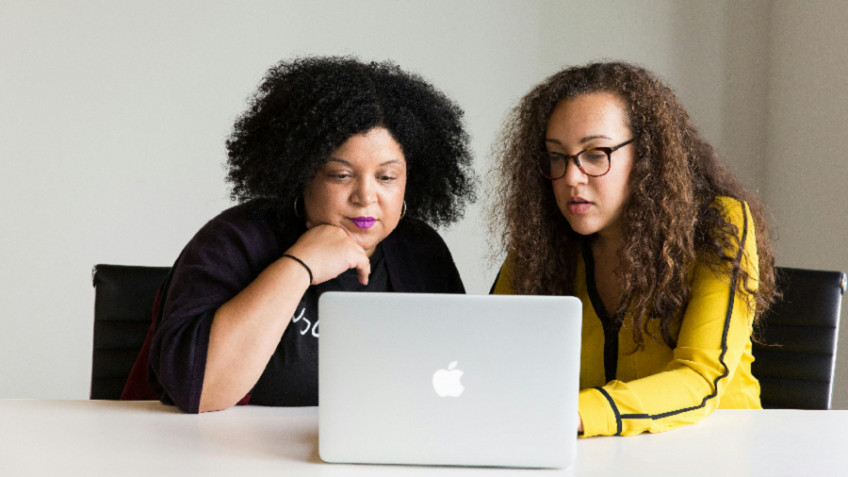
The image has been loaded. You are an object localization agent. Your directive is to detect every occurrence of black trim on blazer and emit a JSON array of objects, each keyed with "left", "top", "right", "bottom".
[
  {"left": 584, "top": 246, "right": 623, "bottom": 383},
  {"left": 619, "top": 198, "right": 749, "bottom": 423},
  {"left": 596, "top": 387, "right": 623, "bottom": 436}
]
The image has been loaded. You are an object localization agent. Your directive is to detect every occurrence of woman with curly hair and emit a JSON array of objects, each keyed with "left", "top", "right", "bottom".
[
  {"left": 490, "top": 61, "right": 777, "bottom": 437},
  {"left": 135, "top": 57, "right": 475, "bottom": 413}
]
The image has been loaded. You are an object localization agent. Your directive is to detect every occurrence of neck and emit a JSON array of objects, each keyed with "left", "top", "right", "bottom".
[{"left": 590, "top": 227, "right": 623, "bottom": 259}]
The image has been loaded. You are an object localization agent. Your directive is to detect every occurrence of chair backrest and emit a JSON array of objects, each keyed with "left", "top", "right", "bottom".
[
  {"left": 752, "top": 266, "right": 846, "bottom": 409},
  {"left": 91, "top": 264, "right": 170, "bottom": 399}
]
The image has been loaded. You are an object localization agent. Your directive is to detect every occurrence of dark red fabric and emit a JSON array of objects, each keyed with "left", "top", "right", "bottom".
[
  {"left": 120, "top": 290, "right": 251, "bottom": 406},
  {"left": 120, "top": 291, "right": 163, "bottom": 400}
]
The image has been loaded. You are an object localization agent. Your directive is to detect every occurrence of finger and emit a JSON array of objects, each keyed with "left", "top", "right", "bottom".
[{"left": 356, "top": 254, "right": 372, "bottom": 286}]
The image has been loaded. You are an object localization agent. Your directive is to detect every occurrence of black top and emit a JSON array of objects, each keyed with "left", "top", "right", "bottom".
[
  {"left": 250, "top": 246, "right": 391, "bottom": 406},
  {"left": 149, "top": 201, "right": 464, "bottom": 413}
]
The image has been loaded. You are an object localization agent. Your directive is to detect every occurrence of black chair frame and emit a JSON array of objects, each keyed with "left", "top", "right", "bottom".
[
  {"left": 91, "top": 264, "right": 170, "bottom": 399},
  {"left": 752, "top": 266, "right": 846, "bottom": 410}
]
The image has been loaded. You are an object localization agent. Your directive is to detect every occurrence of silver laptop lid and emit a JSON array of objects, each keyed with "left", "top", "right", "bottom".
[{"left": 319, "top": 292, "right": 582, "bottom": 468}]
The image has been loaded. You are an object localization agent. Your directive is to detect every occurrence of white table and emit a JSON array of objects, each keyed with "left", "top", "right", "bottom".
[{"left": 1, "top": 400, "right": 844, "bottom": 476}]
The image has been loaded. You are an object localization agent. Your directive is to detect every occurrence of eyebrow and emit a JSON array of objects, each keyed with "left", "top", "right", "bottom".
[
  {"left": 545, "top": 135, "right": 612, "bottom": 146},
  {"left": 325, "top": 157, "right": 405, "bottom": 167}
]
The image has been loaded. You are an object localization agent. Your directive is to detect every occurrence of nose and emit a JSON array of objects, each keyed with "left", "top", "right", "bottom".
[
  {"left": 562, "top": 158, "right": 588, "bottom": 186},
  {"left": 352, "top": 176, "right": 378, "bottom": 206}
]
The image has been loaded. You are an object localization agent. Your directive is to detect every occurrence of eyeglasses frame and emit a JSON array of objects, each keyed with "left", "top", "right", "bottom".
[{"left": 539, "top": 138, "right": 635, "bottom": 180}]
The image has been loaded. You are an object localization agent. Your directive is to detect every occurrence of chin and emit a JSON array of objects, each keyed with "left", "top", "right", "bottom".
[
  {"left": 564, "top": 218, "right": 598, "bottom": 237},
  {"left": 351, "top": 229, "right": 382, "bottom": 249}
]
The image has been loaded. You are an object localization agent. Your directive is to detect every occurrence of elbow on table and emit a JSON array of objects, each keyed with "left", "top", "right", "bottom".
[
  {"left": 196, "top": 379, "right": 250, "bottom": 413},
  {"left": 198, "top": 398, "right": 237, "bottom": 413}
]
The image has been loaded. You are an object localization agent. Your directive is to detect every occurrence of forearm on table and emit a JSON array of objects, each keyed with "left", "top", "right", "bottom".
[{"left": 579, "top": 297, "right": 754, "bottom": 436}]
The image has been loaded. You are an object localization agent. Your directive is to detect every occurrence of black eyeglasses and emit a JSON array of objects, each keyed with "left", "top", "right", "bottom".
[{"left": 537, "top": 138, "right": 634, "bottom": 180}]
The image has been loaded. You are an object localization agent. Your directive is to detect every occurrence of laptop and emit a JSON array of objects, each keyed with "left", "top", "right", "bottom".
[{"left": 318, "top": 292, "right": 582, "bottom": 468}]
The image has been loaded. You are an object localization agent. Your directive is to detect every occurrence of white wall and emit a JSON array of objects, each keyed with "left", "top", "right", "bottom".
[
  {"left": 765, "top": 0, "right": 848, "bottom": 409},
  {"left": 1, "top": 0, "right": 845, "bottom": 408},
  {"left": 0, "top": 0, "right": 550, "bottom": 399}
]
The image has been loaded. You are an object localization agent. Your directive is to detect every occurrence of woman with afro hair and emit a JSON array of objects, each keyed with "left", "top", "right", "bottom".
[
  {"left": 139, "top": 57, "right": 475, "bottom": 413},
  {"left": 490, "top": 62, "right": 777, "bottom": 437}
]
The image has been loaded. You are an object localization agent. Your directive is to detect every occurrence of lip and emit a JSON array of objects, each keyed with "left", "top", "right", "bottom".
[
  {"left": 567, "top": 196, "right": 592, "bottom": 215},
  {"left": 350, "top": 216, "right": 376, "bottom": 229}
]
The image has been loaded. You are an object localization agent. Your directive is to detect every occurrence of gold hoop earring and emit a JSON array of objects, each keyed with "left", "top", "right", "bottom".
[
  {"left": 400, "top": 200, "right": 407, "bottom": 219},
  {"left": 293, "top": 197, "right": 303, "bottom": 218}
]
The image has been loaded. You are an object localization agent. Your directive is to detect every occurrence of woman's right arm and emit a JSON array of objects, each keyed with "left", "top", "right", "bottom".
[
  {"left": 198, "top": 257, "right": 310, "bottom": 412},
  {"left": 199, "top": 223, "right": 370, "bottom": 412},
  {"left": 150, "top": 211, "right": 369, "bottom": 413}
]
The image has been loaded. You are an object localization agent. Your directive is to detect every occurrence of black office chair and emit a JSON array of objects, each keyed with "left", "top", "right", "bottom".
[
  {"left": 90, "top": 264, "right": 170, "bottom": 399},
  {"left": 752, "top": 266, "right": 846, "bottom": 410}
]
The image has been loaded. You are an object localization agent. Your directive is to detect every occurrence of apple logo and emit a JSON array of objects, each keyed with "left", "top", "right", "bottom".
[{"left": 432, "top": 361, "right": 465, "bottom": 397}]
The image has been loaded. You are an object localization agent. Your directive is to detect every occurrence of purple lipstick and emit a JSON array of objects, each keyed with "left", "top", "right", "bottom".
[{"left": 351, "top": 216, "right": 376, "bottom": 229}]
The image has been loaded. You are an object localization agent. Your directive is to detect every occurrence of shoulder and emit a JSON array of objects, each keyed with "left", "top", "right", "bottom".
[
  {"left": 382, "top": 218, "right": 464, "bottom": 292},
  {"left": 197, "top": 200, "right": 274, "bottom": 237},
  {"left": 704, "top": 196, "right": 759, "bottom": 276},
  {"left": 191, "top": 200, "right": 296, "bottom": 252},
  {"left": 491, "top": 251, "right": 516, "bottom": 294},
  {"left": 708, "top": 196, "right": 755, "bottom": 247},
  {"left": 178, "top": 200, "right": 296, "bottom": 275},
  {"left": 711, "top": 196, "right": 751, "bottom": 229},
  {"left": 388, "top": 218, "right": 450, "bottom": 251}
]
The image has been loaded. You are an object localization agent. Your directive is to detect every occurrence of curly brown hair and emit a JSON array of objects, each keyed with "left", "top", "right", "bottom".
[{"left": 490, "top": 61, "right": 777, "bottom": 348}]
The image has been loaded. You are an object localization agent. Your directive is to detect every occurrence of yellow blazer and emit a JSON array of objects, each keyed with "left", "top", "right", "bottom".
[{"left": 493, "top": 197, "right": 761, "bottom": 437}]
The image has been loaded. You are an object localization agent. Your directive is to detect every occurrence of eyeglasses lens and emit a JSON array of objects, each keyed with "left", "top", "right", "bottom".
[
  {"left": 578, "top": 150, "right": 609, "bottom": 176},
  {"left": 540, "top": 155, "right": 566, "bottom": 179}
]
